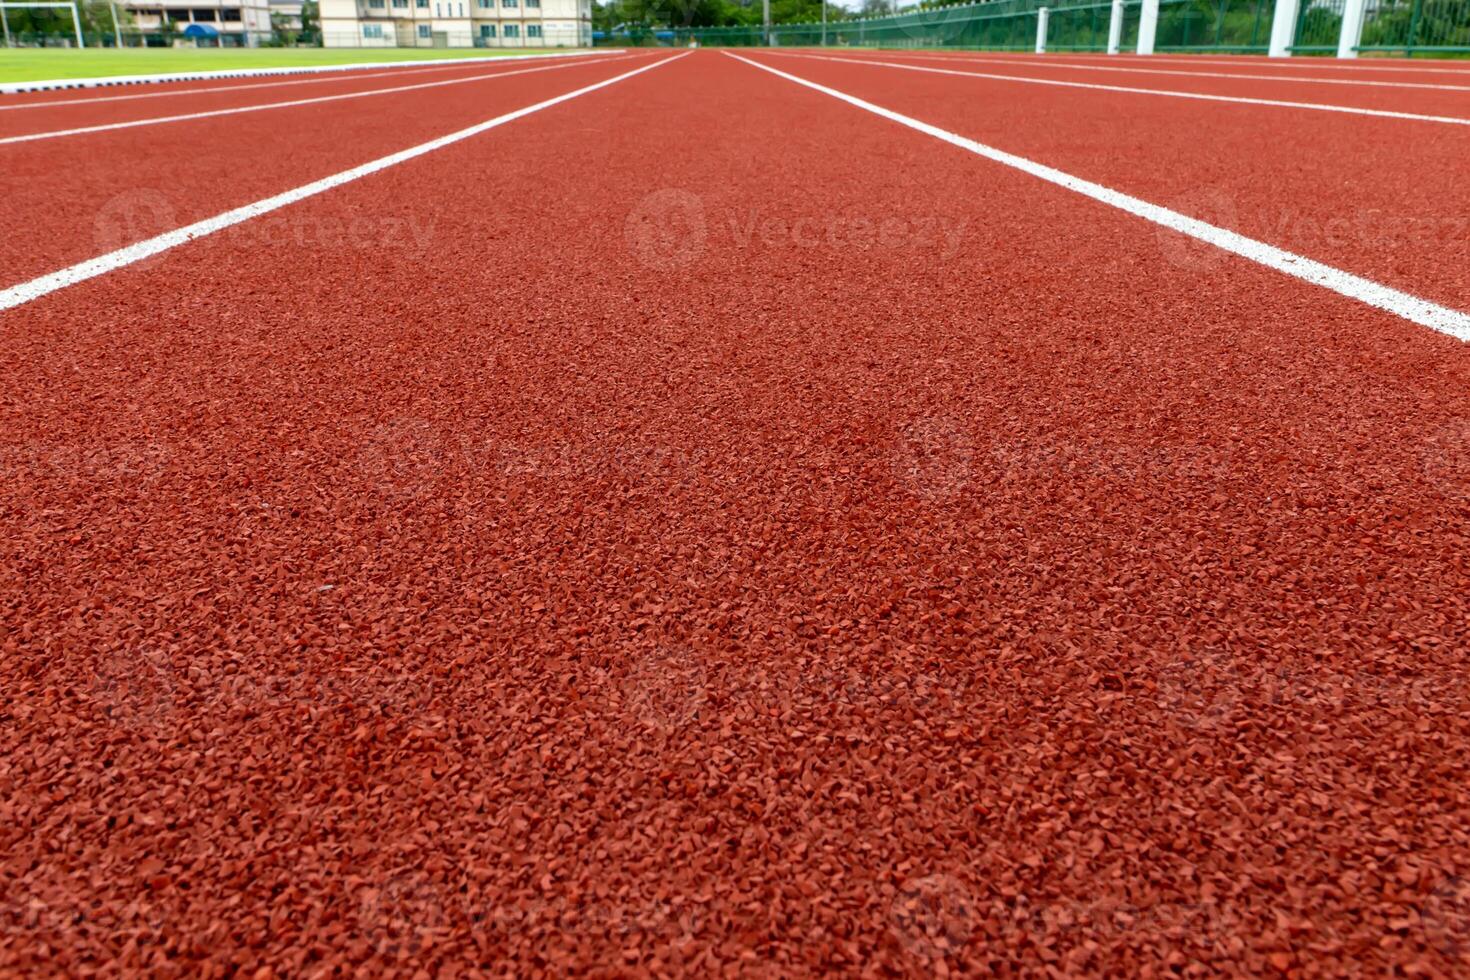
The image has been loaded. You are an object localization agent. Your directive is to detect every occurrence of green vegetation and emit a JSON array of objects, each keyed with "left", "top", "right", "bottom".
[
  {"left": 592, "top": 0, "right": 894, "bottom": 34},
  {"left": 0, "top": 48, "right": 565, "bottom": 84}
]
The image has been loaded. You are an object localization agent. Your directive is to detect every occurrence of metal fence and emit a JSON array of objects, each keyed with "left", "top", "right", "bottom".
[
  {"left": 1296, "top": 0, "right": 1470, "bottom": 53},
  {"left": 595, "top": 0, "right": 1467, "bottom": 55}
]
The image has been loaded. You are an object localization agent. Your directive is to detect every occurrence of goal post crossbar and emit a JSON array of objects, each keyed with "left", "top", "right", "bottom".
[{"left": 0, "top": 1, "right": 86, "bottom": 48}]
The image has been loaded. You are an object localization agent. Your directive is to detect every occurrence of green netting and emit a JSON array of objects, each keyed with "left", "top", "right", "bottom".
[
  {"left": 1298, "top": 0, "right": 1470, "bottom": 53},
  {"left": 599, "top": 0, "right": 1468, "bottom": 55}
]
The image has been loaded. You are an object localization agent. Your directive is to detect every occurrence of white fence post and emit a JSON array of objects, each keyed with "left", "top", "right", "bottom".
[
  {"left": 1337, "top": 0, "right": 1367, "bottom": 57},
  {"left": 1137, "top": 0, "right": 1159, "bottom": 53},
  {"left": 1268, "top": 0, "right": 1300, "bottom": 57},
  {"left": 1035, "top": 6, "right": 1049, "bottom": 53},
  {"left": 1107, "top": 0, "right": 1124, "bottom": 53}
]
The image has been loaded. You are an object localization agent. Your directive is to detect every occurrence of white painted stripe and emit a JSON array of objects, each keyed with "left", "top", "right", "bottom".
[
  {"left": 0, "top": 49, "right": 617, "bottom": 96},
  {"left": 0, "top": 59, "right": 526, "bottom": 113},
  {"left": 726, "top": 52, "right": 1470, "bottom": 341},
  {"left": 1094, "top": 54, "right": 1470, "bottom": 76},
  {"left": 0, "top": 53, "right": 687, "bottom": 314},
  {"left": 835, "top": 50, "right": 1470, "bottom": 93},
  {"left": 918, "top": 51, "right": 1470, "bottom": 77},
  {"left": 0, "top": 53, "right": 631, "bottom": 146},
  {"left": 771, "top": 51, "right": 1470, "bottom": 127}
]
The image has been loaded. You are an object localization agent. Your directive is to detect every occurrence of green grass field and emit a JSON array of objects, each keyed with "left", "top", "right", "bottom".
[{"left": 0, "top": 48, "right": 576, "bottom": 83}]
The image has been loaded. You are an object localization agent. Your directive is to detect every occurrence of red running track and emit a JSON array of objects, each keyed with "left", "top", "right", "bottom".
[
  {"left": 758, "top": 49, "right": 1470, "bottom": 310},
  {"left": 876, "top": 48, "right": 1470, "bottom": 82},
  {"left": 0, "top": 51, "right": 654, "bottom": 289},
  {"left": 2, "top": 49, "right": 1470, "bottom": 976},
  {"left": 0, "top": 53, "right": 631, "bottom": 139},
  {"left": 812, "top": 48, "right": 1470, "bottom": 117}
]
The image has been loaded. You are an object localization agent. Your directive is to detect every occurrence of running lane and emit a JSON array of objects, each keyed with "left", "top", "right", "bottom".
[
  {"left": 3, "top": 49, "right": 1469, "bottom": 975},
  {"left": 815, "top": 48, "right": 1470, "bottom": 117},
  {"left": 0, "top": 52, "right": 654, "bottom": 290},
  {"left": 0, "top": 53, "right": 625, "bottom": 138},
  {"left": 870, "top": 48, "right": 1470, "bottom": 83},
  {"left": 749, "top": 50, "right": 1470, "bottom": 310}
]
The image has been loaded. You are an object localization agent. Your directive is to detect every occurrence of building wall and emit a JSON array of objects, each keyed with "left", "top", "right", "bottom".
[
  {"left": 321, "top": 0, "right": 590, "bottom": 47},
  {"left": 123, "top": 0, "right": 274, "bottom": 41}
]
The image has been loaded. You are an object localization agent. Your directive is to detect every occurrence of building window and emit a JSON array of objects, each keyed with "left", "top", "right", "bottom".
[
  {"left": 418, "top": 23, "right": 431, "bottom": 36},
  {"left": 363, "top": 23, "right": 383, "bottom": 36},
  {"left": 502, "top": 22, "right": 518, "bottom": 35},
  {"left": 501, "top": 0, "right": 516, "bottom": 7},
  {"left": 457, "top": 1, "right": 463, "bottom": 13},
  {"left": 525, "top": 0, "right": 538, "bottom": 6},
  {"left": 393, "top": 0, "right": 407, "bottom": 7},
  {"left": 479, "top": 22, "right": 494, "bottom": 36},
  {"left": 527, "top": 23, "right": 541, "bottom": 36},
  {"left": 416, "top": 0, "right": 427, "bottom": 7},
  {"left": 368, "top": 0, "right": 384, "bottom": 6},
  {"left": 477, "top": 0, "right": 489, "bottom": 7}
]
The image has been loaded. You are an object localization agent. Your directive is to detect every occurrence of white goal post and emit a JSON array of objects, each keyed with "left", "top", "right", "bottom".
[{"left": 0, "top": 2, "right": 86, "bottom": 48}]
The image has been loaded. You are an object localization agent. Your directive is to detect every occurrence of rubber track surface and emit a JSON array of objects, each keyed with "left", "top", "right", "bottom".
[
  {"left": 881, "top": 49, "right": 1470, "bottom": 83},
  {"left": 815, "top": 49, "right": 1470, "bottom": 116},
  {"left": 0, "top": 53, "right": 650, "bottom": 288},
  {"left": 0, "top": 58, "right": 622, "bottom": 138},
  {"left": 757, "top": 50, "right": 1470, "bottom": 310},
  {"left": 3, "top": 50, "right": 1469, "bottom": 976}
]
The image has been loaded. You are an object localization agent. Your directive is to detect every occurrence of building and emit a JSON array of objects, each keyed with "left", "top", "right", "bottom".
[
  {"left": 269, "top": 0, "right": 305, "bottom": 32},
  {"left": 320, "top": 0, "right": 591, "bottom": 47},
  {"left": 123, "top": 0, "right": 274, "bottom": 44}
]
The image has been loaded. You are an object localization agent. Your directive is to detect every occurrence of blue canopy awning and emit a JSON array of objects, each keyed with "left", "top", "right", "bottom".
[{"left": 182, "top": 23, "right": 220, "bottom": 37}]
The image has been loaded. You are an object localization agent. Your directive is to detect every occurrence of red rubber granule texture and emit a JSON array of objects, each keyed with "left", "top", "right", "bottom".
[{"left": 2, "top": 50, "right": 1469, "bottom": 977}]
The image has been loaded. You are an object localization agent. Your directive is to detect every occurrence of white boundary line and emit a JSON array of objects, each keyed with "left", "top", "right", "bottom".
[
  {"left": 726, "top": 52, "right": 1470, "bottom": 341},
  {"left": 0, "top": 52, "right": 633, "bottom": 145},
  {"left": 0, "top": 58, "right": 529, "bottom": 112},
  {"left": 0, "top": 49, "right": 617, "bottom": 96},
  {"left": 1079, "top": 53, "right": 1470, "bottom": 76},
  {"left": 830, "top": 51, "right": 1470, "bottom": 93},
  {"left": 770, "top": 51, "right": 1470, "bottom": 127},
  {"left": 0, "top": 52, "right": 687, "bottom": 314},
  {"left": 881, "top": 50, "right": 1470, "bottom": 77}
]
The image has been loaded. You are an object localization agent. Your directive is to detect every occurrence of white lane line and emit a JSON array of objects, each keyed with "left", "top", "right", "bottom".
[
  {"left": 932, "top": 51, "right": 1470, "bottom": 77},
  {"left": 769, "top": 51, "right": 1470, "bottom": 127},
  {"left": 0, "top": 53, "right": 688, "bottom": 314},
  {"left": 0, "top": 53, "right": 634, "bottom": 146},
  {"left": 831, "top": 51, "right": 1470, "bottom": 92},
  {"left": 0, "top": 49, "right": 616, "bottom": 95},
  {"left": 726, "top": 52, "right": 1470, "bottom": 341},
  {"left": 0, "top": 59, "right": 559, "bottom": 112}
]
